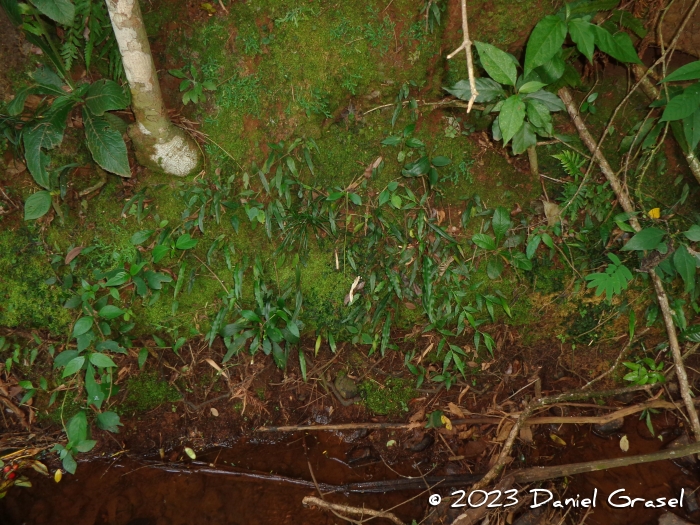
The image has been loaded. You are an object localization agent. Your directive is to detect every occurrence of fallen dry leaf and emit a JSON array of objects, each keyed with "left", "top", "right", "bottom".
[
  {"left": 519, "top": 426, "right": 533, "bottom": 443},
  {"left": 495, "top": 421, "right": 514, "bottom": 442},
  {"left": 620, "top": 435, "right": 629, "bottom": 452},
  {"left": 550, "top": 433, "right": 566, "bottom": 446},
  {"left": 447, "top": 402, "right": 465, "bottom": 419}
]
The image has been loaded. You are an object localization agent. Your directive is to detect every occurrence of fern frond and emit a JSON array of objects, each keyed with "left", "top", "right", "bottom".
[{"left": 552, "top": 150, "right": 585, "bottom": 179}]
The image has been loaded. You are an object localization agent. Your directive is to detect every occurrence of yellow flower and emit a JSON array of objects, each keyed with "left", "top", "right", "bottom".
[
  {"left": 441, "top": 415, "right": 453, "bottom": 430},
  {"left": 648, "top": 208, "right": 661, "bottom": 219}
]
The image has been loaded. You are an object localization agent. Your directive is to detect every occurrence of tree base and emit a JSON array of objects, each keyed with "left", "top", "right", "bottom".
[{"left": 128, "top": 122, "right": 201, "bottom": 177}]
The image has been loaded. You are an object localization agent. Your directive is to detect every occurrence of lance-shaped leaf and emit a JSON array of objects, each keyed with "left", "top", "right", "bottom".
[
  {"left": 499, "top": 95, "right": 526, "bottom": 145},
  {"left": 524, "top": 16, "right": 567, "bottom": 74},
  {"left": 474, "top": 41, "right": 518, "bottom": 86}
]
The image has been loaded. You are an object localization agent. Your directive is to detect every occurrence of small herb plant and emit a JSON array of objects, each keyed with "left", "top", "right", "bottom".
[
  {"left": 623, "top": 357, "right": 665, "bottom": 386},
  {"left": 169, "top": 64, "right": 217, "bottom": 105}
]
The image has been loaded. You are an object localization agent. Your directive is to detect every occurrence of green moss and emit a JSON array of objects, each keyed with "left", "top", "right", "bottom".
[
  {"left": 37, "top": 390, "right": 83, "bottom": 426},
  {"left": 0, "top": 229, "right": 71, "bottom": 334},
  {"left": 359, "top": 377, "right": 415, "bottom": 415},
  {"left": 120, "top": 372, "right": 182, "bottom": 413}
]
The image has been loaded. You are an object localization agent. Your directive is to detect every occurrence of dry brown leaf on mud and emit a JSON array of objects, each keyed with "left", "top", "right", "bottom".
[
  {"left": 459, "top": 427, "right": 475, "bottom": 440},
  {"left": 457, "top": 385, "right": 471, "bottom": 405},
  {"left": 205, "top": 358, "right": 229, "bottom": 380},
  {"left": 620, "top": 435, "right": 629, "bottom": 452},
  {"left": 495, "top": 420, "right": 514, "bottom": 442},
  {"left": 543, "top": 201, "right": 562, "bottom": 226},
  {"left": 448, "top": 402, "right": 465, "bottom": 419},
  {"left": 519, "top": 426, "right": 533, "bottom": 443}
]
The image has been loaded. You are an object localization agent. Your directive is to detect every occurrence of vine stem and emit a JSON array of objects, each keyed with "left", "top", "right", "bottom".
[
  {"left": 447, "top": 0, "right": 478, "bottom": 112},
  {"left": 558, "top": 86, "right": 700, "bottom": 444}
]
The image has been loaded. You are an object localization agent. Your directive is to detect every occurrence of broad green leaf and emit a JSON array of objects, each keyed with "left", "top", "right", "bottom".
[
  {"left": 499, "top": 95, "right": 526, "bottom": 145},
  {"left": 84, "top": 80, "right": 128, "bottom": 116},
  {"left": 82, "top": 108, "right": 130, "bottom": 177},
  {"left": 143, "top": 270, "right": 172, "bottom": 290},
  {"left": 54, "top": 350, "right": 79, "bottom": 369},
  {"left": 31, "top": 66, "right": 64, "bottom": 95},
  {"left": 523, "top": 90, "right": 565, "bottom": 111},
  {"left": 487, "top": 258, "right": 504, "bottom": 279},
  {"left": 682, "top": 108, "right": 700, "bottom": 152},
  {"left": 175, "top": 234, "right": 198, "bottom": 250},
  {"left": 534, "top": 54, "right": 565, "bottom": 84},
  {"left": 662, "top": 61, "right": 700, "bottom": 83},
  {"left": 444, "top": 78, "right": 506, "bottom": 103},
  {"left": 95, "top": 340, "right": 127, "bottom": 354},
  {"left": 492, "top": 207, "right": 511, "bottom": 240},
  {"left": 381, "top": 136, "right": 402, "bottom": 146},
  {"left": 24, "top": 190, "right": 52, "bottom": 220},
  {"left": 241, "top": 310, "right": 261, "bottom": 322},
  {"left": 592, "top": 26, "right": 641, "bottom": 64},
  {"left": 526, "top": 235, "right": 541, "bottom": 259},
  {"left": 568, "top": 18, "right": 595, "bottom": 61},
  {"left": 23, "top": 121, "right": 65, "bottom": 189},
  {"left": 96, "top": 411, "right": 123, "bottom": 433},
  {"left": 684, "top": 224, "right": 700, "bottom": 241},
  {"left": 85, "top": 364, "right": 104, "bottom": 409},
  {"left": 75, "top": 440, "right": 96, "bottom": 453},
  {"left": 402, "top": 156, "right": 430, "bottom": 177},
  {"left": 474, "top": 41, "right": 517, "bottom": 86},
  {"left": 104, "top": 270, "right": 129, "bottom": 287},
  {"left": 66, "top": 411, "right": 88, "bottom": 445},
  {"left": 98, "top": 305, "right": 124, "bottom": 320},
  {"left": 73, "top": 317, "right": 93, "bottom": 337},
  {"left": 512, "top": 121, "right": 537, "bottom": 154},
  {"left": 348, "top": 193, "right": 362, "bottom": 205},
  {"left": 524, "top": 16, "right": 567, "bottom": 74},
  {"left": 130, "top": 229, "right": 154, "bottom": 246},
  {"left": 519, "top": 81, "right": 546, "bottom": 94},
  {"left": 152, "top": 245, "right": 170, "bottom": 263},
  {"left": 89, "top": 353, "right": 117, "bottom": 368},
  {"left": 620, "top": 227, "right": 666, "bottom": 251},
  {"left": 405, "top": 137, "right": 424, "bottom": 148},
  {"left": 29, "top": 0, "right": 75, "bottom": 26},
  {"left": 661, "top": 84, "right": 700, "bottom": 122},
  {"left": 326, "top": 192, "right": 344, "bottom": 201},
  {"left": 673, "top": 245, "right": 696, "bottom": 293},
  {"left": 432, "top": 156, "right": 451, "bottom": 167},
  {"left": 472, "top": 233, "right": 497, "bottom": 250},
  {"left": 527, "top": 99, "right": 553, "bottom": 135},
  {"left": 6, "top": 86, "right": 39, "bottom": 116},
  {"left": 62, "top": 356, "right": 85, "bottom": 377}
]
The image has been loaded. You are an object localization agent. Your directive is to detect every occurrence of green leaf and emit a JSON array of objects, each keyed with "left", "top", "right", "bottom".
[
  {"left": 104, "top": 270, "right": 129, "bottom": 287},
  {"left": 472, "top": 233, "right": 497, "bottom": 250},
  {"left": 62, "top": 453, "right": 77, "bottom": 475},
  {"left": 84, "top": 80, "right": 128, "bottom": 116},
  {"left": 662, "top": 61, "right": 700, "bottom": 83},
  {"left": 98, "top": 305, "right": 124, "bottom": 320},
  {"left": 499, "top": 95, "right": 526, "bottom": 145},
  {"left": 381, "top": 135, "right": 402, "bottom": 146},
  {"left": 620, "top": 227, "right": 666, "bottom": 251},
  {"left": 348, "top": 193, "right": 362, "bottom": 205},
  {"left": 23, "top": 119, "right": 66, "bottom": 189},
  {"left": 405, "top": 137, "right": 424, "bottom": 148},
  {"left": 143, "top": 270, "right": 172, "bottom": 290},
  {"left": 391, "top": 194, "right": 402, "bottom": 208},
  {"left": 431, "top": 156, "right": 451, "bottom": 167},
  {"left": 96, "top": 411, "right": 123, "bottom": 433},
  {"left": 683, "top": 224, "right": 700, "bottom": 241},
  {"left": 568, "top": 18, "right": 595, "bottom": 61},
  {"left": 492, "top": 207, "right": 511, "bottom": 240},
  {"left": 682, "top": 109, "right": 700, "bottom": 152},
  {"left": 241, "top": 310, "right": 261, "bottom": 322},
  {"left": 85, "top": 363, "right": 104, "bottom": 409},
  {"left": 75, "top": 440, "right": 96, "bottom": 453},
  {"left": 592, "top": 26, "right": 641, "bottom": 64},
  {"left": 31, "top": 66, "right": 65, "bottom": 95},
  {"left": 511, "top": 121, "right": 537, "bottom": 154},
  {"left": 6, "top": 86, "right": 39, "bottom": 116},
  {"left": 519, "top": 81, "right": 546, "bottom": 94},
  {"left": 130, "top": 229, "right": 154, "bottom": 246},
  {"left": 138, "top": 348, "right": 149, "bottom": 369},
  {"left": 95, "top": 340, "right": 127, "bottom": 354},
  {"left": 673, "top": 245, "right": 696, "bottom": 293},
  {"left": 89, "top": 352, "right": 117, "bottom": 368},
  {"left": 474, "top": 41, "right": 517, "bottom": 86},
  {"left": 62, "top": 356, "right": 85, "bottom": 377},
  {"left": 661, "top": 84, "right": 700, "bottom": 122},
  {"left": 523, "top": 90, "right": 565, "bottom": 112},
  {"left": 29, "top": 0, "right": 75, "bottom": 26},
  {"left": 487, "top": 258, "right": 504, "bottom": 279},
  {"left": 299, "top": 349, "right": 307, "bottom": 381},
  {"left": 73, "top": 316, "right": 94, "bottom": 337},
  {"left": 175, "top": 234, "right": 198, "bottom": 250},
  {"left": 444, "top": 78, "right": 506, "bottom": 103},
  {"left": 326, "top": 192, "right": 344, "bottom": 201},
  {"left": 24, "top": 191, "right": 52, "bottom": 220},
  {"left": 152, "top": 245, "right": 170, "bottom": 263},
  {"left": 524, "top": 16, "right": 567, "bottom": 74},
  {"left": 402, "top": 156, "right": 430, "bottom": 177},
  {"left": 527, "top": 99, "right": 553, "bottom": 135},
  {"left": 82, "top": 108, "right": 130, "bottom": 177}
]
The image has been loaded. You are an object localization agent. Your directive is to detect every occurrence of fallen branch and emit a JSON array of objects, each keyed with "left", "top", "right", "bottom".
[
  {"left": 558, "top": 86, "right": 700, "bottom": 444},
  {"left": 302, "top": 496, "right": 405, "bottom": 525},
  {"left": 257, "top": 397, "right": 674, "bottom": 433},
  {"left": 446, "top": 0, "right": 478, "bottom": 112},
  {"left": 583, "top": 328, "right": 651, "bottom": 390},
  {"left": 513, "top": 439, "right": 700, "bottom": 483}
]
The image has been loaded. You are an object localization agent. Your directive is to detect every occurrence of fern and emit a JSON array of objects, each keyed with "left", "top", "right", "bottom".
[
  {"left": 60, "top": 0, "right": 90, "bottom": 71},
  {"left": 585, "top": 253, "right": 634, "bottom": 300},
  {"left": 553, "top": 151, "right": 587, "bottom": 220},
  {"left": 552, "top": 150, "right": 585, "bottom": 178}
]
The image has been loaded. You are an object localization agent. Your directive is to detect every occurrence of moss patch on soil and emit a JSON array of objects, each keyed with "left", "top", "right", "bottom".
[{"left": 359, "top": 377, "right": 415, "bottom": 415}]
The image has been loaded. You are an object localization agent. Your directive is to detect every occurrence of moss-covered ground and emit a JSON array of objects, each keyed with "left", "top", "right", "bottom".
[{"left": 1, "top": 0, "right": 699, "bottom": 436}]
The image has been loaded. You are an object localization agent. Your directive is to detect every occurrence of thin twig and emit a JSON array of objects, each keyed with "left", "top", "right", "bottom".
[
  {"left": 446, "top": 0, "right": 478, "bottom": 112},
  {"left": 302, "top": 496, "right": 405, "bottom": 525}
]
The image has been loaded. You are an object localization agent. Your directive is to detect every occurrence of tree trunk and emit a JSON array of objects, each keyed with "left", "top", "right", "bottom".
[{"left": 105, "top": 0, "right": 201, "bottom": 176}]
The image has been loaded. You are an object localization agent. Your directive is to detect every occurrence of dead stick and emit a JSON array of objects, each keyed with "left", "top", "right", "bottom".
[
  {"left": 513, "top": 440, "right": 700, "bottom": 483},
  {"left": 256, "top": 398, "right": 674, "bottom": 433},
  {"left": 446, "top": 0, "right": 478, "bottom": 112},
  {"left": 558, "top": 86, "right": 700, "bottom": 444},
  {"left": 302, "top": 496, "right": 405, "bottom": 525}
]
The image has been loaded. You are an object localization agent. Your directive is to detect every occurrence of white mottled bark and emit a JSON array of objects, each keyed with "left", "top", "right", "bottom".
[{"left": 105, "top": 0, "right": 200, "bottom": 176}]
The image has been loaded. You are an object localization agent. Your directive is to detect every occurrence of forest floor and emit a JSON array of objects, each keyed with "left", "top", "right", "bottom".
[{"left": 0, "top": 0, "right": 700, "bottom": 524}]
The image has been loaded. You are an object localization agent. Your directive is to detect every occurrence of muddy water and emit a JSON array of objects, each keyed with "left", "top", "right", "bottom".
[
  {"left": 2, "top": 419, "right": 699, "bottom": 525},
  {"left": 548, "top": 416, "right": 700, "bottom": 525},
  {"left": 0, "top": 431, "right": 428, "bottom": 525}
]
